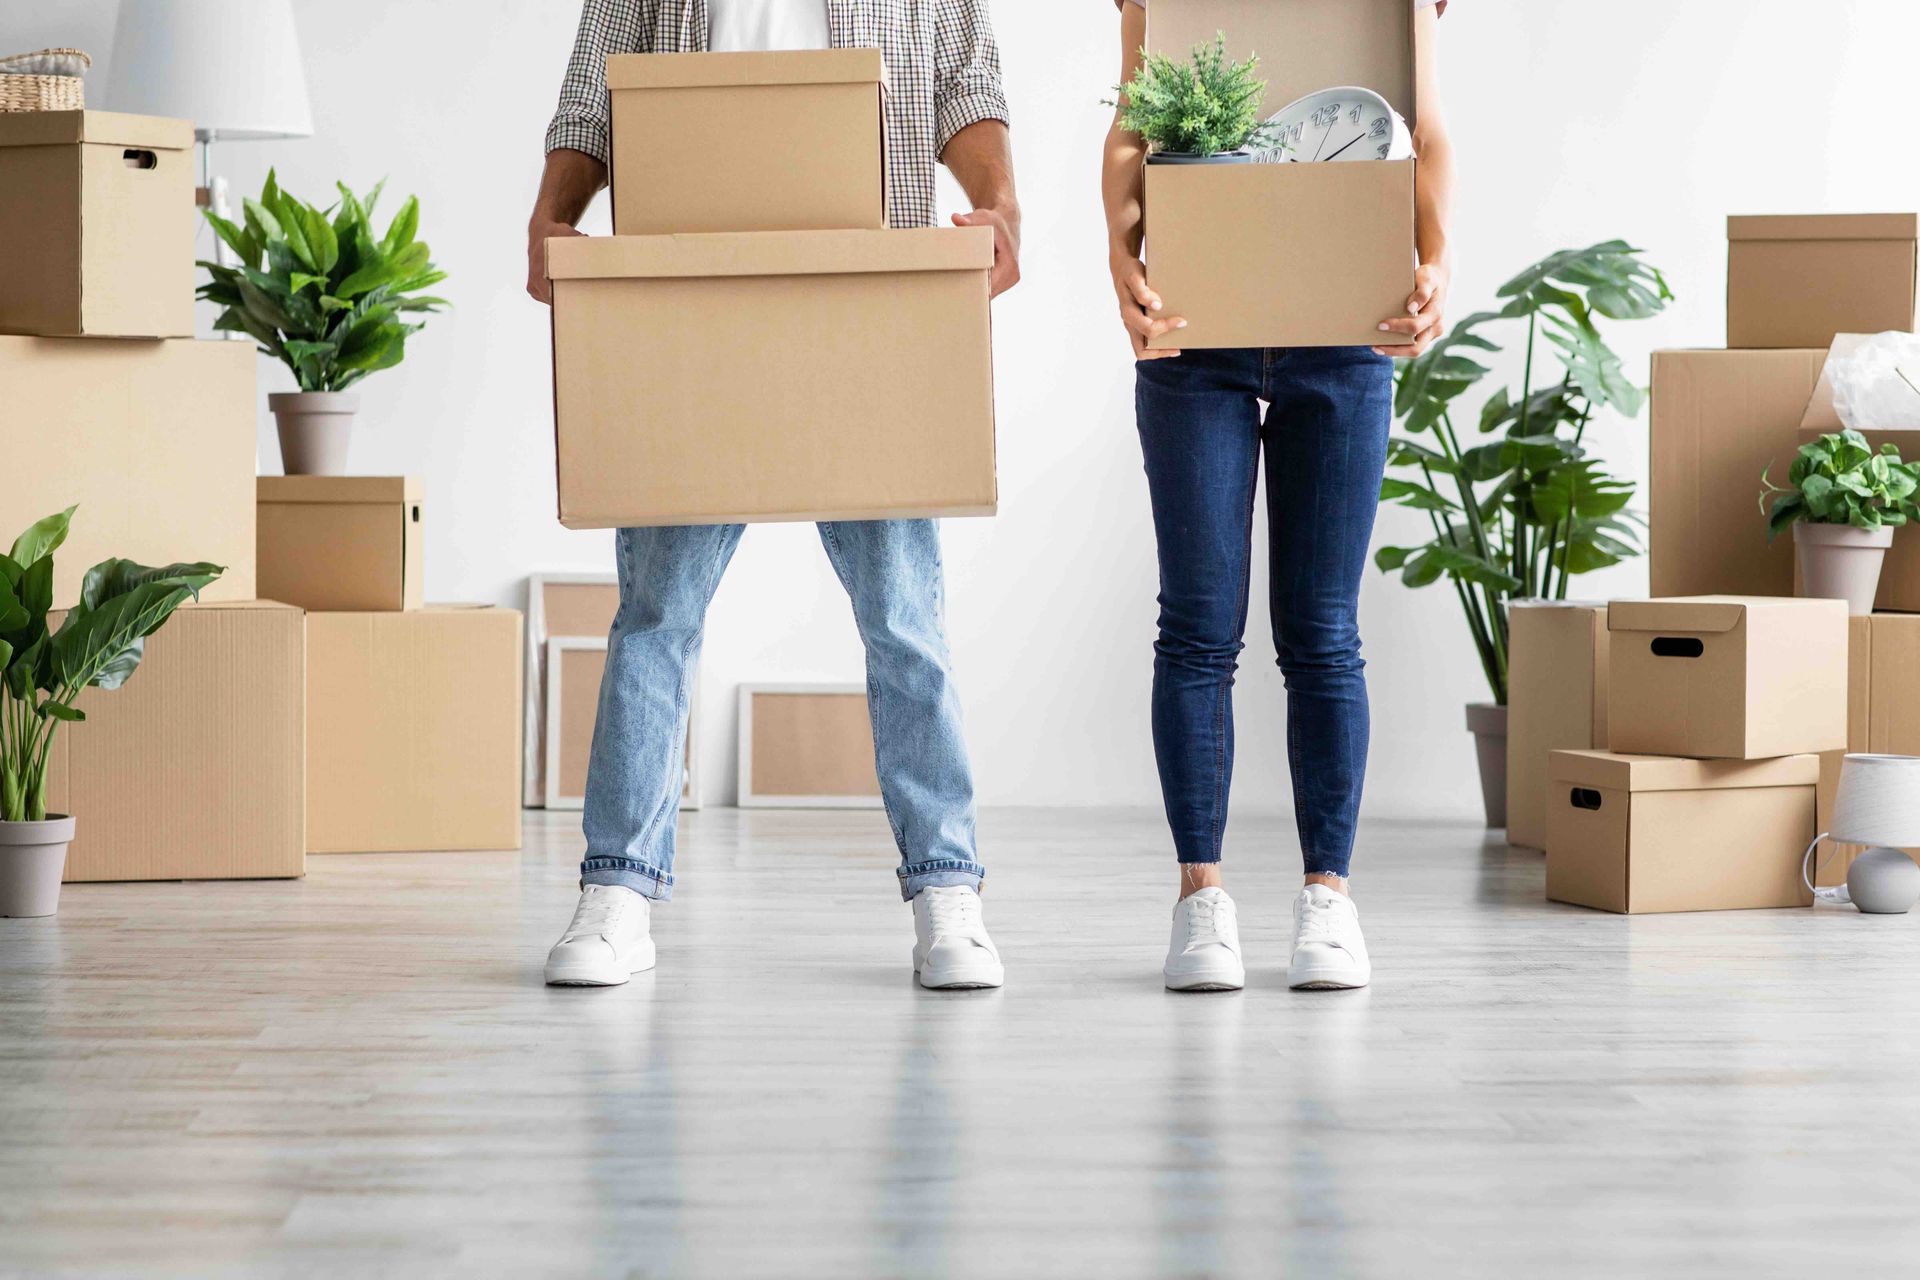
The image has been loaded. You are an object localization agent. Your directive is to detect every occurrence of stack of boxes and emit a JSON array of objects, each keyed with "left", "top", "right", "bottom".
[
  {"left": 546, "top": 48, "right": 998, "bottom": 528},
  {"left": 0, "top": 109, "right": 303, "bottom": 882},
  {"left": 256, "top": 481, "right": 523, "bottom": 855},
  {"left": 1514, "top": 213, "right": 1920, "bottom": 909}
]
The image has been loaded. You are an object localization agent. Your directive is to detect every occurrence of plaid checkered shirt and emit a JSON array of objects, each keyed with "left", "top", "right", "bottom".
[{"left": 546, "top": 0, "right": 1009, "bottom": 230}]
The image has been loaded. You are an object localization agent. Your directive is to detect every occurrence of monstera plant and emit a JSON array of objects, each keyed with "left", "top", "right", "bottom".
[
  {"left": 199, "top": 170, "right": 448, "bottom": 474},
  {"left": 1374, "top": 241, "right": 1672, "bottom": 825},
  {"left": 0, "top": 508, "right": 221, "bottom": 916}
]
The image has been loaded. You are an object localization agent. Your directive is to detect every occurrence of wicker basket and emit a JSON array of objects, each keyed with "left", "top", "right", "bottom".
[{"left": 0, "top": 47, "right": 90, "bottom": 113}]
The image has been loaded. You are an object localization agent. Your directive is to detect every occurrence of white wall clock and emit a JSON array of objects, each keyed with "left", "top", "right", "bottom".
[{"left": 1256, "top": 85, "right": 1413, "bottom": 164}]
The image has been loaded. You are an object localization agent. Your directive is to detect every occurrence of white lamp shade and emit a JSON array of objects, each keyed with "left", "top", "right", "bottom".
[
  {"left": 106, "top": 0, "right": 313, "bottom": 141},
  {"left": 1830, "top": 754, "right": 1920, "bottom": 848}
]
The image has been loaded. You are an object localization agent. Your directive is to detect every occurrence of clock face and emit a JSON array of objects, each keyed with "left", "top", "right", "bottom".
[{"left": 1256, "top": 86, "right": 1412, "bottom": 164}]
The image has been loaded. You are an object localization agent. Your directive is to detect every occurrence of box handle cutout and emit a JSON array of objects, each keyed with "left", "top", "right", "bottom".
[
  {"left": 410, "top": 505, "right": 421, "bottom": 523},
  {"left": 123, "top": 149, "right": 158, "bottom": 170},
  {"left": 1570, "top": 788, "right": 1603, "bottom": 811},
  {"left": 1649, "top": 637, "right": 1705, "bottom": 659}
]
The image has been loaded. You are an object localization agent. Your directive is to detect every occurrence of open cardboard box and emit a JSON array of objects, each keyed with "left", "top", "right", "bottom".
[
  {"left": 608, "top": 48, "right": 887, "bottom": 235},
  {"left": 1144, "top": 0, "right": 1418, "bottom": 349},
  {"left": 1797, "top": 333, "right": 1920, "bottom": 611},
  {"left": 547, "top": 227, "right": 997, "bottom": 528}
]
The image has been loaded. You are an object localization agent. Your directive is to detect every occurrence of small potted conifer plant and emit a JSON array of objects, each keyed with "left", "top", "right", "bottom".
[
  {"left": 1762, "top": 429, "right": 1920, "bottom": 614},
  {"left": 0, "top": 508, "right": 221, "bottom": 917},
  {"left": 198, "top": 172, "right": 449, "bottom": 476},
  {"left": 1111, "top": 33, "right": 1280, "bottom": 164}
]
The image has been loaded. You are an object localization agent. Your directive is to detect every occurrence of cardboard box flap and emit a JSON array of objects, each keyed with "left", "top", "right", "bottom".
[
  {"left": 607, "top": 47, "right": 885, "bottom": 91},
  {"left": 258, "top": 475, "right": 423, "bottom": 505},
  {"left": 1550, "top": 749, "right": 1820, "bottom": 793},
  {"left": 1730, "top": 214, "right": 1920, "bottom": 243},
  {"left": 1798, "top": 333, "right": 1920, "bottom": 431},
  {"left": 1607, "top": 597, "right": 1748, "bottom": 635},
  {"left": 1146, "top": 0, "right": 1417, "bottom": 125},
  {"left": 547, "top": 226, "right": 992, "bottom": 282},
  {"left": 0, "top": 108, "right": 193, "bottom": 151}
]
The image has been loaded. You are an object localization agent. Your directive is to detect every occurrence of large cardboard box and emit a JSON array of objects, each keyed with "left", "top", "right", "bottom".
[
  {"left": 307, "top": 607, "right": 524, "bottom": 853},
  {"left": 1813, "top": 614, "right": 1875, "bottom": 887},
  {"left": 258, "top": 477, "right": 424, "bottom": 612},
  {"left": 1728, "top": 215, "right": 1918, "bottom": 350},
  {"left": 1143, "top": 0, "right": 1417, "bottom": 349},
  {"left": 608, "top": 49, "right": 886, "bottom": 235},
  {"left": 46, "top": 602, "right": 305, "bottom": 883},
  {"left": 0, "top": 336, "right": 257, "bottom": 606},
  {"left": 1797, "top": 334, "right": 1920, "bottom": 611},
  {"left": 1648, "top": 349, "right": 1827, "bottom": 599},
  {"left": 548, "top": 228, "right": 997, "bottom": 528},
  {"left": 1546, "top": 750, "right": 1817, "bottom": 914},
  {"left": 0, "top": 110, "right": 195, "bottom": 338},
  {"left": 1607, "top": 596, "right": 1848, "bottom": 760},
  {"left": 1505, "top": 602, "right": 1609, "bottom": 852}
]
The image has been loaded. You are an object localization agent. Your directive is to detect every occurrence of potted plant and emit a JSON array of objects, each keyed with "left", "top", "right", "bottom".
[
  {"left": 0, "top": 508, "right": 221, "bottom": 917},
  {"left": 1761, "top": 429, "right": 1920, "bottom": 613},
  {"left": 198, "top": 171, "right": 448, "bottom": 476},
  {"left": 1376, "top": 241, "right": 1673, "bottom": 826},
  {"left": 1111, "top": 33, "right": 1281, "bottom": 164}
]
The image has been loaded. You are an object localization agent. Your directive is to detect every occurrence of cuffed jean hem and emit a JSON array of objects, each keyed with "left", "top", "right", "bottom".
[
  {"left": 897, "top": 858, "right": 986, "bottom": 901},
  {"left": 581, "top": 857, "right": 674, "bottom": 902}
]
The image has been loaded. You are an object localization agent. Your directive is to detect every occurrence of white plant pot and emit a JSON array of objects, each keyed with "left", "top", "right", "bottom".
[
  {"left": 0, "top": 814, "right": 75, "bottom": 918},
  {"left": 1465, "top": 702, "right": 1507, "bottom": 829},
  {"left": 1795, "top": 522, "right": 1893, "bottom": 615},
  {"left": 269, "top": 391, "right": 359, "bottom": 476}
]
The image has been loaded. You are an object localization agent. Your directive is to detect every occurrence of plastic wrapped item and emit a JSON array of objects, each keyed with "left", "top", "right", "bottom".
[{"left": 1830, "top": 331, "right": 1920, "bottom": 430}]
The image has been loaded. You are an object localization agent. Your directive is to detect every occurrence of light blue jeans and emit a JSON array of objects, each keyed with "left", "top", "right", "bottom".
[{"left": 580, "top": 520, "right": 985, "bottom": 901}]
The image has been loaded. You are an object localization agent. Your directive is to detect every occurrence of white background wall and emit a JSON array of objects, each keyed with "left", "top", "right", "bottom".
[{"left": 8, "top": 0, "right": 1920, "bottom": 816}]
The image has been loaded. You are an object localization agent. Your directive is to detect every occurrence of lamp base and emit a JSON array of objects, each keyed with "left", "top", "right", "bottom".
[{"left": 1846, "top": 847, "right": 1920, "bottom": 915}]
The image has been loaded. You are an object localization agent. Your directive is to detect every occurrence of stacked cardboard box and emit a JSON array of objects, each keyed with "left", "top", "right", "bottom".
[
  {"left": 0, "top": 109, "right": 303, "bottom": 883},
  {"left": 547, "top": 48, "right": 997, "bottom": 528},
  {"left": 256, "top": 478, "right": 524, "bottom": 854},
  {"left": 1546, "top": 597, "right": 1846, "bottom": 913}
]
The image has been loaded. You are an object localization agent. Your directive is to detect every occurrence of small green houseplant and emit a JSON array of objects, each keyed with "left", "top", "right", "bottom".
[
  {"left": 0, "top": 508, "right": 221, "bottom": 916},
  {"left": 1111, "top": 33, "right": 1279, "bottom": 162},
  {"left": 1374, "top": 241, "right": 1672, "bottom": 824},
  {"left": 1761, "top": 429, "right": 1920, "bottom": 613},
  {"left": 199, "top": 170, "right": 448, "bottom": 475}
]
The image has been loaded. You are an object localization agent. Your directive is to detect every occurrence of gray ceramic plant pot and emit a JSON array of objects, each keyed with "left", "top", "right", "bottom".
[
  {"left": 269, "top": 391, "right": 359, "bottom": 476},
  {"left": 1795, "top": 522, "right": 1893, "bottom": 615},
  {"left": 1146, "top": 149, "right": 1254, "bottom": 165},
  {"left": 1465, "top": 702, "right": 1508, "bottom": 829},
  {"left": 0, "top": 814, "right": 76, "bottom": 918}
]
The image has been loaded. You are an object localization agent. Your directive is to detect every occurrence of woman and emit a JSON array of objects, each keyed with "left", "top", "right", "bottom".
[{"left": 1102, "top": 0, "right": 1455, "bottom": 992}]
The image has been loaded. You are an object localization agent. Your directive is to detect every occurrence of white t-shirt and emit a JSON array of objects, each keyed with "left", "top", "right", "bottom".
[{"left": 709, "top": 0, "right": 832, "bottom": 52}]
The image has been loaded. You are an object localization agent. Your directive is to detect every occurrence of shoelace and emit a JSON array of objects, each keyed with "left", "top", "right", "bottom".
[
  {"left": 1295, "top": 895, "right": 1353, "bottom": 948},
  {"left": 924, "top": 888, "right": 984, "bottom": 940},
  {"left": 1185, "top": 894, "right": 1234, "bottom": 946},
  {"left": 568, "top": 889, "right": 628, "bottom": 938}
]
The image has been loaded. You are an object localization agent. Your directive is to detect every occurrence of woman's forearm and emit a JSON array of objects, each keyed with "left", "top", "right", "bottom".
[{"left": 1103, "top": 123, "right": 1149, "bottom": 263}]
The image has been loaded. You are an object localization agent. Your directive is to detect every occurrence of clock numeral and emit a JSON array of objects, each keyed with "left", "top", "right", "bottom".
[
  {"left": 1311, "top": 104, "right": 1341, "bottom": 129},
  {"left": 1376, "top": 142, "right": 1391, "bottom": 160},
  {"left": 1370, "top": 117, "right": 1390, "bottom": 139},
  {"left": 1348, "top": 103, "right": 1363, "bottom": 126},
  {"left": 1289, "top": 121, "right": 1304, "bottom": 146}
]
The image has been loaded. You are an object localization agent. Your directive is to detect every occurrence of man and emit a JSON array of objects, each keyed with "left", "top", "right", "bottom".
[{"left": 527, "top": 0, "right": 1021, "bottom": 990}]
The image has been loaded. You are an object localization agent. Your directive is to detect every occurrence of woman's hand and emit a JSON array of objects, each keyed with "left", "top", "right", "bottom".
[
  {"left": 1373, "top": 262, "right": 1449, "bottom": 358},
  {"left": 1113, "top": 255, "right": 1186, "bottom": 361}
]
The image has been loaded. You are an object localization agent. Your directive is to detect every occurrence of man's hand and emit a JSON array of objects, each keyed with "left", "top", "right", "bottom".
[
  {"left": 1374, "top": 262, "right": 1450, "bottom": 359},
  {"left": 1112, "top": 254, "right": 1184, "bottom": 361},
  {"left": 951, "top": 208, "right": 1021, "bottom": 299},
  {"left": 527, "top": 221, "right": 586, "bottom": 306}
]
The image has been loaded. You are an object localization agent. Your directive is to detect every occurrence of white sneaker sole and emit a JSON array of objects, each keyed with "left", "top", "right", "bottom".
[
  {"left": 545, "top": 940, "right": 656, "bottom": 987},
  {"left": 915, "top": 955, "right": 1005, "bottom": 990},
  {"left": 1287, "top": 962, "right": 1369, "bottom": 991},
  {"left": 1165, "top": 967, "right": 1246, "bottom": 993}
]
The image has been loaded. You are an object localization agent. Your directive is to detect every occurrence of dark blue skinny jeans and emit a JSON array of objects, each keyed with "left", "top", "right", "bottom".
[{"left": 1134, "top": 345, "right": 1394, "bottom": 878}]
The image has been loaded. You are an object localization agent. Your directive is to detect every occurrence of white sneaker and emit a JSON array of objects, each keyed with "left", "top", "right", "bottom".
[
  {"left": 912, "top": 886, "right": 1004, "bottom": 989},
  {"left": 544, "top": 884, "right": 656, "bottom": 986},
  {"left": 1164, "top": 886, "right": 1245, "bottom": 992},
  {"left": 1288, "top": 884, "right": 1370, "bottom": 990}
]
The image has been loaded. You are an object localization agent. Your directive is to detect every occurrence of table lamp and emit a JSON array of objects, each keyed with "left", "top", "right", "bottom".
[
  {"left": 104, "top": 0, "right": 312, "bottom": 264},
  {"left": 1805, "top": 754, "right": 1920, "bottom": 914}
]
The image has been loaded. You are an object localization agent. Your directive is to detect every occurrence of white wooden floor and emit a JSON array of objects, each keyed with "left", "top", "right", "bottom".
[{"left": 4, "top": 806, "right": 1920, "bottom": 1278}]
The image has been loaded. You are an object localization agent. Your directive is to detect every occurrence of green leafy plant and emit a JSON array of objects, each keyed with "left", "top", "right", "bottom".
[
  {"left": 198, "top": 171, "right": 448, "bottom": 392},
  {"left": 0, "top": 509, "right": 221, "bottom": 823},
  {"left": 1109, "top": 33, "right": 1278, "bottom": 157},
  {"left": 1376, "top": 241, "right": 1674, "bottom": 704},
  {"left": 1761, "top": 429, "right": 1920, "bottom": 537}
]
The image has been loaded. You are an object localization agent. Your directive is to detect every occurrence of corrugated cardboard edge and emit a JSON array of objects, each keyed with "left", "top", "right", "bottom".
[
  {"left": 1550, "top": 748, "right": 1820, "bottom": 793},
  {"left": 547, "top": 226, "right": 993, "bottom": 280},
  {"left": 0, "top": 108, "right": 193, "bottom": 150},
  {"left": 258, "top": 475, "right": 423, "bottom": 504},
  {"left": 1729, "top": 213, "right": 1920, "bottom": 243},
  {"left": 607, "top": 47, "right": 886, "bottom": 91}
]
